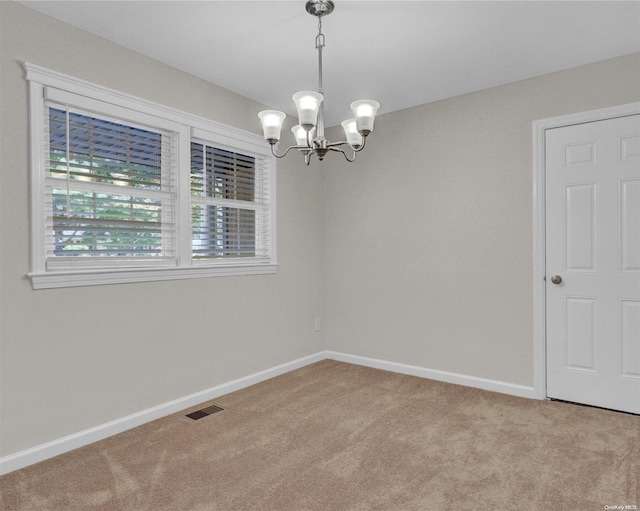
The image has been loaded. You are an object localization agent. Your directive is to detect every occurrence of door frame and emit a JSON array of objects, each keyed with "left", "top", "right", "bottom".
[{"left": 532, "top": 102, "right": 640, "bottom": 400}]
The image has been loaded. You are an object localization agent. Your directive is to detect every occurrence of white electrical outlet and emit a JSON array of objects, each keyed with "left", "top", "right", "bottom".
[{"left": 314, "top": 317, "right": 321, "bottom": 332}]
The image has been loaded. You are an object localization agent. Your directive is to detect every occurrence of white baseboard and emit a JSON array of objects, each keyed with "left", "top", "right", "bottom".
[
  {"left": 0, "top": 350, "right": 535, "bottom": 475},
  {"left": 323, "top": 351, "right": 536, "bottom": 399},
  {"left": 0, "top": 352, "right": 325, "bottom": 475}
]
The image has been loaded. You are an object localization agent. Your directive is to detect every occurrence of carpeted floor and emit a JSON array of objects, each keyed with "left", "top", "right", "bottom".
[{"left": 1, "top": 360, "right": 638, "bottom": 510}]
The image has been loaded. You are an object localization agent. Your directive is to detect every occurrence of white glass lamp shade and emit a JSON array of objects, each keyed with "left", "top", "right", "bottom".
[
  {"left": 258, "top": 110, "right": 286, "bottom": 142},
  {"left": 350, "top": 100, "right": 380, "bottom": 135},
  {"left": 341, "top": 119, "right": 363, "bottom": 148},
  {"left": 292, "top": 125, "right": 315, "bottom": 147},
  {"left": 292, "top": 91, "right": 323, "bottom": 129}
]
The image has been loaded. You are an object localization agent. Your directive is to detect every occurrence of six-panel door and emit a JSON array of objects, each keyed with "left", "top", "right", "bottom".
[{"left": 545, "top": 114, "right": 640, "bottom": 414}]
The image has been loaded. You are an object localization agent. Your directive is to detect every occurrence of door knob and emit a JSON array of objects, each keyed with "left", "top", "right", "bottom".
[{"left": 550, "top": 275, "right": 563, "bottom": 285}]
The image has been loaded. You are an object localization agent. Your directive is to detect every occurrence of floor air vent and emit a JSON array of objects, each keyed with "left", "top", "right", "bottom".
[{"left": 185, "top": 404, "right": 225, "bottom": 421}]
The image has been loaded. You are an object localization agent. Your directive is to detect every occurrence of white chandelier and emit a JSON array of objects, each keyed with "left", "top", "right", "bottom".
[{"left": 258, "top": 0, "right": 380, "bottom": 165}]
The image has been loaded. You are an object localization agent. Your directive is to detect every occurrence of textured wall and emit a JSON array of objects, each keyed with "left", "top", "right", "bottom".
[
  {"left": 323, "top": 52, "right": 640, "bottom": 386},
  {"left": 0, "top": 2, "right": 325, "bottom": 457}
]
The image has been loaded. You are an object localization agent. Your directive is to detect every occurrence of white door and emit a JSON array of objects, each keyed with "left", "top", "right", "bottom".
[{"left": 545, "top": 114, "right": 640, "bottom": 415}]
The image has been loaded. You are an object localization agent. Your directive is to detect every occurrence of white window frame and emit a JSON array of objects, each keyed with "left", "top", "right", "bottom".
[
  {"left": 26, "top": 63, "right": 277, "bottom": 289},
  {"left": 190, "top": 129, "right": 272, "bottom": 265}
]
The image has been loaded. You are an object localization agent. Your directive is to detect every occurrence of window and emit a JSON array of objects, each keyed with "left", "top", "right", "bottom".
[
  {"left": 47, "top": 107, "right": 176, "bottom": 264},
  {"left": 190, "top": 142, "right": 270, "bottom": 262},
  {"left": 26, "top": 63, "right": 276, "bottom": 289}
]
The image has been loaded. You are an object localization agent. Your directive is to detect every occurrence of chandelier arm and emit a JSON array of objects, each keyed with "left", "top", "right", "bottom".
[
  {"left": 326, "top": 135, "right": 367, "bottom": 152},
  {"left": 270, "top": 143, "right": 310, "bottom": 159},
  {"left": 329, "top": 145, "right": 357, "bottom": 162},
  {"left": 353, "top": 135, "right": 367, "bottom": 153}
]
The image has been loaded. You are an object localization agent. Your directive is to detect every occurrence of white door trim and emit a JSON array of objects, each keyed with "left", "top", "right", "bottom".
[{"left": 532, "top": 102, "right": 640, "bottom": 400}]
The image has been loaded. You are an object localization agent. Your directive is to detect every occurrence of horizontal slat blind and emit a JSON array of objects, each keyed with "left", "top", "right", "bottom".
[
  {"left": 48, "top": 108, "right": 164, "bottom": 187},
  {"left": 191, "top": 142, "right": 270, "bottom": 260},
  {"left": 45, "top": 104, "right": 177, "bottom": 265}
]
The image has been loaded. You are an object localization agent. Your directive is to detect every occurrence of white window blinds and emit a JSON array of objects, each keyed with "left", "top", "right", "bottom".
[
  {"left": 27, "top": 63, "right": 276, "bottom": 288},
  {"left": 190, "top": 142, "right": 271, "bottom": 261},
  {"left": 45, "top": 104, "right": 177, "bottom": 268}
]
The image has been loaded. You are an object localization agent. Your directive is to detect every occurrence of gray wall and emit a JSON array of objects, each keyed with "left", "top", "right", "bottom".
[
  {"left": 1, "top": 1, "right": 639, "bottom": 459},
  {"left": 323, "top": 52, "right": 640, "bottom": 386},
  {"left": 0, "top": 2, "right": 325, "bottom": 457}
]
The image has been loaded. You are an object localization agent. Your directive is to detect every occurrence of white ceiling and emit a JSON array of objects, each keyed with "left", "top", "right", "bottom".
[{"left": 20, "top": 0, "right": 640, "bottom": 127}]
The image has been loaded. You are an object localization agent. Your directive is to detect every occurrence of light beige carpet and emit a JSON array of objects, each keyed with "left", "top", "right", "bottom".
[{"left": 1, "top": 360, "right": 638, "bottom": 510}]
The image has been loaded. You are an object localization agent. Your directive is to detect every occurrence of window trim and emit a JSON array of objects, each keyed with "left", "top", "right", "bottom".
[{"left": 25, "top": 62, "right": 277, "bottom": 289}]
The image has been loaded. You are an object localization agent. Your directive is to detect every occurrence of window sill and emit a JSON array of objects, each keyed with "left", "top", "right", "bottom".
[{"left": 28, "top": 263, "right": 278, "bottom": 289}]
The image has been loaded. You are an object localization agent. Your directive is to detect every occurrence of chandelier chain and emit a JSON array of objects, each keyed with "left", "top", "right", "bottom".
[
  {"left": 315, "top": 18, "right": 325, "bottom": 50},
  {"left": 316, "top": 17, "right": 325, "bottom": 94}
]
